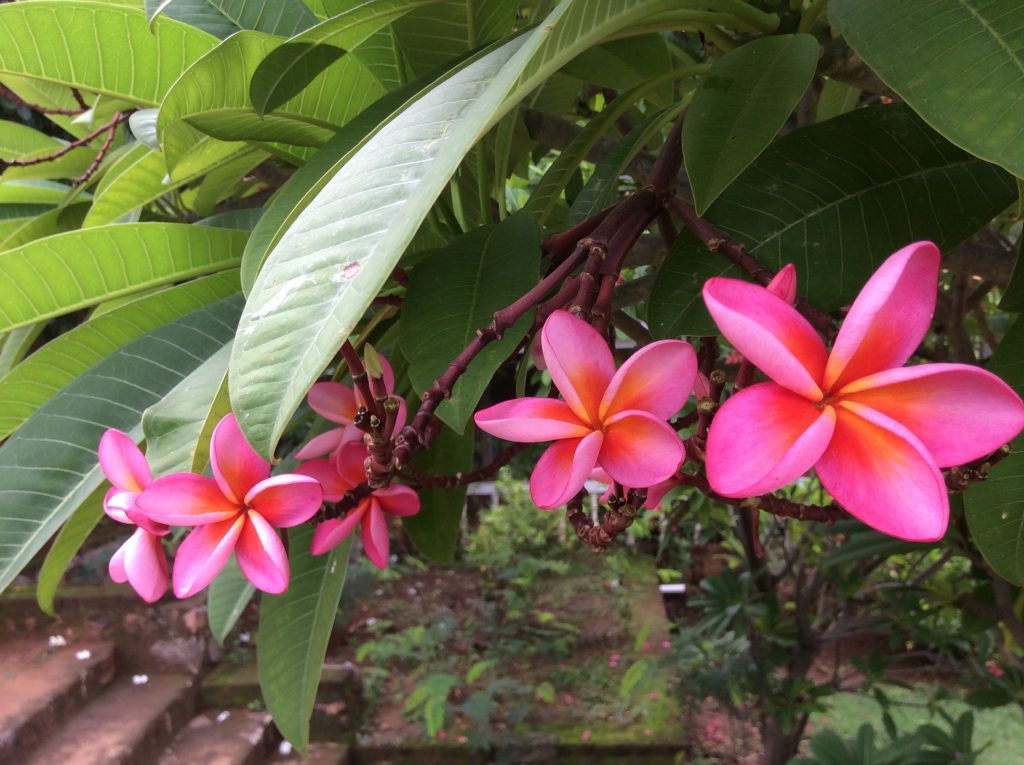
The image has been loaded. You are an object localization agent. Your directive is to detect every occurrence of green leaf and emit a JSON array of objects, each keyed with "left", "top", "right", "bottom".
[
  {"left": 830, "top": 0, "right": 1024, "bottom": 177},
  {"left": 146, "top": 0, "right": 317, "bottom": 39},
  {"left": 82, "top": 144, "right": 176, "bottom": 227},
  {"left": 400, "top": 213, "right": 540, "bottom": 431},
  {"left": 247, "top": 0, "right": 437, "bottom": 117},
  {"left": 0, "top": 223, "right": 246, "bottom": 332},
  {"left": 0, "top": 296, "right": 242, "bottom": 594},
  {"left": 703, "top": 104, "right": 1015, "bottom": 311},
  {"left": 393, "top": 0, "right": 518, "bottom": 75},
  {"left": 207, "top": 555, "right": 256, "bottom": 645},
  {"left": 258, "top": 526, "right": 352, "bottom": 754},
  {"left": 815, "top": 77, "right": 861, "bottom": 123},
  {"left": 683, "top": 34, "right": 818, "bottom": 214},
  {"left": 231, "top": 0, "right": 684, "bottom": 459},
  {"left": 466, "top": 659, "right": 495, "bottom": 684},
  {"left": 403, "top": 425, "right": 475, "bottom": 562},
  {"left": 189, "top": 149, "right": 269, "bottom": 217},
  {"left": 0, "top": 272, "right": 240, "bottom": 441},
  {"left": 0, "top": 1, "right": 217, "bottom": 107},
  {"left": 0, "top": 323, "right": 45, "bottom": 377},
  {"left": 1000, "top": 238, "right": 1024, "bottom": 313},
  {"left": 0, "top": 203, "right": 89, "bottom": 252},
  {"left": 0, "top": 180, "right": 74, "bottom": 205},
  {"left": 0, "top": 123, "right": 64, "bottom": 161},
  {"left": 36, "top": 487, "right": 105, "bottom": 617},
  {"left": 143, "top": 343, "right": 232, "bottom": 475},
  {"left": 562, "top": 34, "right": 675, "bottom": 105}
]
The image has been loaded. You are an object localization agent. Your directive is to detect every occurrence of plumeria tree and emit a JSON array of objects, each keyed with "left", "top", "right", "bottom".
[{"left": 3, "top": 0, "right": 1024, "bottom": 757}]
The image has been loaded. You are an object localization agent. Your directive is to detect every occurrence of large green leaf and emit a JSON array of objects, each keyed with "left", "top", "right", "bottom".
[
  {"left": 142, "top": 343, "right": 232, "bottom": 475},
  {"left": 0, "top": 296, "right": 242, "bottom": 594},
  {"left": 683, "top": 34, "right": 818, "bottom": 214},
  {"left": 258, "top": 526, "right": 352, "bottom": 753},
  {"left": 403, "top": 425, "right": 474, "bottom": 562},
  {"left": 0, "top": 272, "right": 240, "bottom": 441},
  {"left": 0, "top": 323, "right": 45, "bottom": 378},
  {"left": 231, "top": 0, "right": 683, "bottom": 459},
  {"left": 0, "top": 1, "right": 216, "bottom": 106},
  {"left": 0, "top": 123, "right": 64, "bottom": 161},
  {"left": 700, "top": 105, "right": 1015, "bottom": 311},
  {"left": 36, "top": 487, "right": 105, "bottom": 616},
  {"left": 0, "top": 203, "right": 89, "bottom": 252},
  {"left": 399, "top": 213, "right": 539, "bottom": 432},
  {"left": 0, "top": 180, "right": 74, "bottom": 205},
  {"left": 393, "top": 0, "right": 518, "bottom": 75},
  {"left": 247, "top": 0, "right": 438, "bottom": 117},
  {"left": 147, "top": 0, "right": 317, "bottom": 39},
  {"left": 207, "top": 555, "right": 256, "bottom": 644},
  {"left": 830, "top": 0, "right": 1024, "bottom": 178},
  {"left": 0, "top": 223, "right": 246, "bottom": 332}
]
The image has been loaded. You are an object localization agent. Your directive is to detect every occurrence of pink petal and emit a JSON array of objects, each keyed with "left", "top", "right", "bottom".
[
  {"left": 541, "top": 310, "right": 615, "bottom": 425},
  {"left": 599, "top": 410, "right": 684, "bottom": 489},
  {"left": 361, "top": 500, "right": 390, "bottom": 569},
  {"left": 529, "top": 431, "right": 604, "bottom": 509},
  {"left": 308, "top": 382, "right": 358, "bottom": 424},
  {"left": 294, "top": 458, "right": 351, "bottom": 503},
  {"left": 599, "top": 340, "right": 697, "bottom": 421},
  {"left": 823, "top": 241, "right": 940, "bottom": 391},
  {"left": 815, "top": 402, "right": 948, "bottom": 542},
  {"left": 374, "top": 484, "right": 420, "bottom": 517},
  {"left": 172, "top": 516, "right": 246, "bottom": 598},
  {"left": 838, "top": 363, "right": 1024, "bottom": 466},
  {"left": 393, "top": 398, "right": 408, "bottom": 433},
  {"left": 706, "top": 383, "right": 836, "bottom": 497},
  {"left": 98, "top": 429, "right": 152, "bottom": 493},
  {"left": 124, "top": 507, "right": 170, "bottom": 537},
  {"left": 109, "top": 541, "right": 128, "bottom": 583},
  {"left": 210, "top": 414, "right": 270, "bottom": 504},
  {"left": 332, "top": 441, "right": 369, "bottom": 487},
  {"left": 474, "top": 398, "right": 590, "bottom": 442},
  {"left": 235, "top": 511, "right": 289, "bottom": 594},
  {"left": 310, "top": 502, "right": 367, "bottom": 555},
  {"left": 294, "top": 428, "right": 345, "bottom": 460},
  {"left": 103, "top": 487, "right": 134, "bottom": 524},
  {"left": 703, "top": 277, "right": 828, "bottom": 400},
  {"left": 245, "top": 474, "right": 323, "bottom": 528},
  {"left": 122, "top": 528, "right": 169, "bottom": 603},
  {"left": 767, "top": 263, "right": 797, "bottom": 304},
  {"left": 644, "top": 477, "right": 680, "bottom": 510},
  {"left": 135, "top": 473, "right": 240, "bottom": 526}
]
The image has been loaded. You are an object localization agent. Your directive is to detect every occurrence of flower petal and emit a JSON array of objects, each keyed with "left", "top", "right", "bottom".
[
  {"left": 235, "top": 511, "right": 290, "bottom": 594},
  {"left": 474, "top": 398, "right": 590, "bottom": 442},
  {"left": 767, "top": 263, "right": 797, "bottom": 304},
  {"left": 294, "top": 428, "right": 345, "bottom": 460},
  {"left": 308, "top": 382, "right": 358, "bottom": 425},
  {"left": 104, "top": 487, "right": 134, "bottom": 524},
  {"left": 310, "top": 502, "right": 367, "bottom": 555},
  {"left": 123, "top": 528, "right": 169, "bottom": 603},
  {"left": 703, "top": 277, "right": 827, "bottom": 399},
  {"left": 823, "top": 241, "right": 940, "bottom": 391},
  {"left": 529, "top": 431, "right": 604, "bottom": 509},
  {"left": 172, "top": 516, "right": 245, "bottom": 598},
  {"left": 98, "top": 429, "right": 152, "bottom": 493},
  {"left": 109, "top": 540, "right": 128, "bottom": 583},
  {"left": 644, "top": 477, "right": 681, "bottom": 510},
  {"left": 124, "top": 507, "right": 170, "bottom": 537},
  {"left": 541, "top": 310, "right": 615, "bottom": 425},
  {"left": 332, "top": 441, "right": 370, "bottom": 487},
  {"left": 361, "top": 500, "right": 390, "bottom": 569},
  {"left": 136, "top": 473, "right": 240, "bottom": 525},
  {"left": 599, "top": 340, "right": 697, "bottom": 421},
  {"left": 839, "top": 363, "right": 1024, "bottom": 466},
  {"left": 706, "top": 383, "right": 836, "bottom": 497},
  {"left": 815, "top": 402, "right": 948, "bottom": 542},
  {"left": 210, "top": 414, "right": 270, "bottom": 504},
  {"left": 599, "top": 410, "right": 684, "bottom": 489},
  {"left": 245, "top": 474, "right": 323, "bottom": 528},
  {"left": 374, "top": 484, "right": 420, "bottom": 517},
  {"left": 294, "top": 459, "right": 351, "bottom": 503}
]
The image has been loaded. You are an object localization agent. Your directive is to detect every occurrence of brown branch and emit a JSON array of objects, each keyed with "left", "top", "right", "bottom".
[
  {"left": 73, "top": 113, "right": 121, "bottom": 187},
  {"left": 0, "top": 82, "right": 88, "bottom": 116},
  {"left": 319, "top": 483, "right": 374, "bottom": 521},
  {"left": 945, "top": 444, "right": 1013, "bottom": 492},
  {"left": 565, "top": 490, "right": 644, "bottom": 552},
  {"left": 2, "top": 112, "right": 123, "bottom": 173},
  {"left": 677, "top": 473, "right": 847, "bottom": 523}
]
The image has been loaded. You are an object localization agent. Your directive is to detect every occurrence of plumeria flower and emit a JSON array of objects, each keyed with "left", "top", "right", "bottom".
[
  {"left": 136, "top": 414, "right": 323, "bottom": 596},
  {"left": 702, "top": 241, "right": 1024, "bottom": 541},
  {"left": 474, "top": 310, "right": 696, "bottom": 509},
  {"left": 295, "top": 354, "right": 406, "bottom": 459},
  {"left": 296, "top": 441, "right": 420, "bottom": 568},
  {"left": 97, "top": 430, "right": 169, "bottom": 603}
]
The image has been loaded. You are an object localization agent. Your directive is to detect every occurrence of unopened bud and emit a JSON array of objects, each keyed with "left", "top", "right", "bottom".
[{"left": 363, "top": 343, "right": 384, "bottom": 378}]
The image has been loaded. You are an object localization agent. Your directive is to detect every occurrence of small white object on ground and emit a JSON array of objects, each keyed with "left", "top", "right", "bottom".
[
  {"left": 658, "top": 583, "right": 687, "bottom": 595},
  {"left": 75, "top": 649, "right": 92, "bottom": 660},
  {"left": 131, "top": 674, "right": 149, "bottom": 685},
  {"left": 48, "top": 635, "right": 67, "bottom": 648},
  {"left": 278, "top": 741, "right": 293, "bottom": 755},
  {"left": 216, "top": 711, "right": 231, "bottom": 723}
]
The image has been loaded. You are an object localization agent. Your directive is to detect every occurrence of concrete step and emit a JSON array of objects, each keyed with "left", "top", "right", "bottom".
[
  {"left": 158, "top": 709, "right": 276, "bottom": 765},
  {"left": 24, "top": 673, "right": 197, "bottom": 765},
  {"left": 0, "top": 637, "right": 116, "bottom": 765},
  {"left": 270, "top": 741, "right": 351, "bottom": 764}
]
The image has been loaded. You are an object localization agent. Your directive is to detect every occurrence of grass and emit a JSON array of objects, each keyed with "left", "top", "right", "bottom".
[{"left": 812, "top": 684, "right": 1024, "bottom": 763}]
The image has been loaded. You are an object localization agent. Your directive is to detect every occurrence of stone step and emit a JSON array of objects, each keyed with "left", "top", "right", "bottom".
[
  {"left": 270, "top": 741, "right": 351, "bottom": 764},
  {"left": 0, "top": 637, "right": 116, "bottom": 765},
  {"left": 24, "top": 673, "right": 197, "bottom": 765},
  {"left": 158, "top": 709, "right": 277, "bottom": 765}
]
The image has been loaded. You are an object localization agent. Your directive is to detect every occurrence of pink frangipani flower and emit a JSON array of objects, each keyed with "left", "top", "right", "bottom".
[
  {"left": 295, "top": 354, "right": 406, "bottom": 460},
  {"left": 702, "top": 242, "right": 1024, "bottom": 541},
  {"left": 296, "top": 441, "right": 420, "bottom": 568},
  {"left": 98, "top": 430, "right": 169, "bottom": 603},
  {"left": 474, "top": 310, "right": 695, "bottom": 509},
  {"left": 136, "top": 414, "right": 323, "bottom": 596}
]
